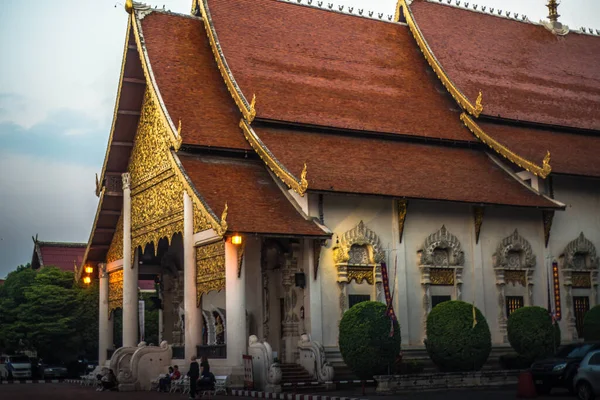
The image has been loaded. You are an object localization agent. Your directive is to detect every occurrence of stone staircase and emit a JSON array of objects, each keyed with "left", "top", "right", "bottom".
[{"left": 280, "top": 363, "right": 327, "bottom": 392}]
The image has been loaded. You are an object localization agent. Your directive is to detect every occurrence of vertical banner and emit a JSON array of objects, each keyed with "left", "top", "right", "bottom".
[
  {"left": 380, "top": 262, "right": 398, "bottom": 337},
  {"left": 139, "top": 300, "right": 145, "bottom": 342},
  {"left": 242, "top": 354, "right": 254, "bottom": 390}
]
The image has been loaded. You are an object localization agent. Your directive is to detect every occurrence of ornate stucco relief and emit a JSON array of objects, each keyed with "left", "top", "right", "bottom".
[
  {"left": 560, "top": 232, "right": 599, "bottom": 339},
  {"left": 493, "top": 229, "right": 536, "bottom": 342},
  {"left": 418, "top": 225, "right": 465, "bottom": 339}
]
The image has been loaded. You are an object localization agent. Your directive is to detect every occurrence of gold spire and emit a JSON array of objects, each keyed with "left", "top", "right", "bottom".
[
  {"left": 125, "top": 0, "right": 133, "bottom": 14},
  {"left": 546, "top": 0, "right": 560, "bottom": 23}
]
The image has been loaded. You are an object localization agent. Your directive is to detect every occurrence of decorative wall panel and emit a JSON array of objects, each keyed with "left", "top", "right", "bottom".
[
  {"left": 108, "top": 270, "right": 124, "bottom": 313},
  {"left": 196, "top": 241, "right": 225, "bottom": 305},
  {"left": 106, "top": 214, "right": 124, "bottom": 263}
]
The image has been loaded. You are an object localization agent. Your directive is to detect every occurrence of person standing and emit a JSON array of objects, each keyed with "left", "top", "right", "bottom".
[{"left": 187, "top": 355, "right": 200, "bottom": 399}]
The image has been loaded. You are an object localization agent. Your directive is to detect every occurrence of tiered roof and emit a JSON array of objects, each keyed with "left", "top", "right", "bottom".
[{"left": 31, "top": 238, "right": 86, "bottom": 272}]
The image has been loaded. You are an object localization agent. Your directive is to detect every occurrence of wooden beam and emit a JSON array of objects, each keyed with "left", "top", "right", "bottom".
[
  {"left": 117, "top": 110, "right": 141, "bottom": 116},
  {"left": 112, "top": 141, "right": 133, "bottom": 147},
  {"left": 128, "top": 44, "right": 136, "bottom": 50},
  {"left": 90, "top": 245, "right": 110, "bottom": 250},
  {"left": 105, "top": 191, "right": 124, "bottom": 197},
  {"left": 123, "top": 77, "right": 145, "bottom": 85},
  {"left": 95, "top": 228, "right": 116, "bottom": 234},
  {"left": 100, "top": 210, "right": 121, "bottom": 216}
]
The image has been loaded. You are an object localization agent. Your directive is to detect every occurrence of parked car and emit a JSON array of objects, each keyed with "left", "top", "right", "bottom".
[
  {"left": 531, "top": 342, "right": 600, "bottom": 395},
  {"left": 2, "top": 355, "right": 33, "bottom": 379},
  {"left": 43, "top": 364, "right": 69, "bottom": 379},
  {"left": 574, "top": 349, "right": 600, "bottom": 400}
]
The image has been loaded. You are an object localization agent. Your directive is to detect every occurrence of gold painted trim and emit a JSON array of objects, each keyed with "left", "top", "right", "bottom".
[
  {"left": 397, "top": 199, "right": 408, "bottom": 244},
  {"left": 460, "top": 113, "right": 552, "bottom": 178},
  {"left": 131, "top": 12, "right": 183, "bottom": 151},
  {"left": 198, "top": 0, "right": 256, "bottom": 123},
  {"left": 399, "top": 0, "right": 483, "bottom": 117},
  {"left": 239, "top": 119, "right": 308, "bottom": 196}
]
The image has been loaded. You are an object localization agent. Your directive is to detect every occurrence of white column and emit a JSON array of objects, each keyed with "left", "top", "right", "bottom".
[
  {"left": 307, "top": 240, "right": 323, "bottom": 343},
  {"left": 226, "top": 239, "right": 246, "bottom": 365},
  {"left": 98, "top": 263, "right": 113, "bottom": 365},
  {"left": 393, "top": 200, "right": 410, "bottom": 346},
  {"left": 122, "top": 172, "right": 138, "bottom": 347},
  {"left": 184, "top": 191, "right": 202, "bottom": 360}
]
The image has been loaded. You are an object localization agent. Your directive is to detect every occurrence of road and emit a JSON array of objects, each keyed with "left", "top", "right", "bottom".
[{"left": 0, "top": 382, "right": 575, "bottom": 400}]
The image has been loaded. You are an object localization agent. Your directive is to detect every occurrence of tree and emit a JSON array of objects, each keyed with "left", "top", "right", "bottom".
[
  {"left": 338, "top": 301, "right": 401, "bottom": 379},
  {"left": 583, "top": 305, "right": 600, "bottom": 341},
  {"left": 424, "top": 301, "right": 491, "bottom": 372},
  {"left": 507, "top": 306, "right": 559, "bottom": 361}
]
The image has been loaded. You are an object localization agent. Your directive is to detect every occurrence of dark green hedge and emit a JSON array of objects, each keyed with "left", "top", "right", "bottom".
[
  {"left": 424, "top": 300, "right": 491, "bottom": 372},
  {"left": 583, "top": 305, "right": 600, "bottom": 341},
  {"left": 507, "top": 306, "right": 560, "bottom": 360},
  {"left": 338, "top": 301, "right": 401, "bottom": 379}
]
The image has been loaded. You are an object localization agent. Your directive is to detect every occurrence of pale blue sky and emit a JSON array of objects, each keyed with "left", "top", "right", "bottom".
[{"left": 0, "top": 0, "right": 598, "bottom": 277}]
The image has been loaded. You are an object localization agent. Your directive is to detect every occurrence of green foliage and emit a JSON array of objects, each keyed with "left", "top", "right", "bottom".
[
  {"left": 424, "top": 300, "right": 491, "bottom": 372},
  {"left": 583, "top": 305, "right": 600, "bottom": 342},
  {"left": 140, "top": 292, "right": 159, "bottom": 345},
  {"left": 0, "top": 265, "right": 99, "bottom": 363},
  {"left": 338, "top": 301, "right": 401, "bottom": 379},
  {"left": 507, "top": 306, "right": 559, "bottom": 361}
]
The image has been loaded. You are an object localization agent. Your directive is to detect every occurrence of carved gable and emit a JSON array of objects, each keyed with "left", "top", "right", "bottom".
[
  {"left": 493, "top": 229, "right": 536, "bottom": 269},
  {"left": 333, "top": 221, "right": 384, "bottom": 264},
  {"left": 563, "top": 232, "right": 598, "bottom": 270},
  {"left": 419, "top": 225, "right": 464, "bottom": 266}
]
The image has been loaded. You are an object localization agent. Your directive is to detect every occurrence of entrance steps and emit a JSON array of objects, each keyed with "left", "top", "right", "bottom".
[{"left": 280, "top": 363, "right": 326, "bottom": 392}]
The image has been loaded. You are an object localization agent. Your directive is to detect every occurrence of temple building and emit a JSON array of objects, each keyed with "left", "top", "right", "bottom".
[
  {"left": 31, "top": 236, "right": 86, "bottom": 273},
  {"left": 79, "top": 0, "right": 600, "bottom": 389}
]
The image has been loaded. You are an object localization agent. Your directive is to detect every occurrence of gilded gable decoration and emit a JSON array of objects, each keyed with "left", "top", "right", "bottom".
[
  {"left": 196, "top": 241, "right": 226, "bottom": 306},
  {"left": 474, "top": 206, "right": 484, "bottom": 244},
  {"left": 106, "top": 214, "right": 124, "bottom": 263},
  {"left": 397, "top": 199, "right": 408, "bottom": 243},
  {"left": 108, "top": 270, "right": 124, "bottom": 314},
  {"left": 333, "top": 221, "right": 385, "bottom": 265},
  {"left": 560, "top": 232, "right": 599, "bottom": 340},
  {"left": 333, "top": 221, "right": 386, "bottom": 324},
  {"left": 493, "top": 229, "right": 537, "bottom": 343}
]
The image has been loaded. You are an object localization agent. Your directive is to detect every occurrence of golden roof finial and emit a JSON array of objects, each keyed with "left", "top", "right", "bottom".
[
  {"left": 474, "top": 91, "right": 483, "bottom": 116},
  {"left": 125, "top": 0, "right": 134, "bottom": 14},
  {"left": 219, "top": 203, "right": 229, "bottom": 234},
  {"left": 546, "top": 0, "right": 560, "bottom": 23},
  {"left": 299, "top": 163, "right": 308, "bottom": 196}
]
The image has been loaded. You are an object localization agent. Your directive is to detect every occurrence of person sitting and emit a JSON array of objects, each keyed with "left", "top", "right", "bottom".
[
  {"left": 158, "top": 366, "right": 174, "bottom": 392},
  {"left": 100, "top": 369, "right": 118, "bottom": 391},
  {"left": 197, "top": 356, "right": 216, "bottom": 394}
]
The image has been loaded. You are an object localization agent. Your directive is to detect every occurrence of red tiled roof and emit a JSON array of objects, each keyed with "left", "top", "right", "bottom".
[
  {"left": 206, "top": 0, "right": 476, "bottom": 142},
  {"left": 410, "top": 1, "right": 600, "bottom": 131},
  {"left": 140, "top": 12, "right": 250, "bottom": 150},
  {"left": 253, "top": 125, "right": 561, "bottom": 208},
  {"left": 178, "top": 154, "right": 328, "bottom": 236},
  {"left": 476, "top": 122, "right": 600, "bottom": 178},
  {"left": 38, "top": 243, "right": 86, "bottom": 273}
]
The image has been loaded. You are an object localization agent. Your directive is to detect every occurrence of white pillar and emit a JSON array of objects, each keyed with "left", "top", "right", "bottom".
[
  {"left": 394, "top": 200, "right": 410, "bottom": 346},
  {"left": 98, "top": 263, "right": 113, "bottom": 365},
  {"left": 184, "top": 191, "right": 202, "bottom": 360},
  {"left": 122, "top": 172, "right": 138, "bottom": 347},
  {"left": 306, "top": 240, "right": 323, "bottom": 343},
  {"left": 226, "top": 239, "right": 246, "bottom": 365}
]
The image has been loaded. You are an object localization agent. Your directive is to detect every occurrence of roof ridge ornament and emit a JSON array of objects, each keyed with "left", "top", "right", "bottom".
[{"left": 542, "top": 0, "right": 569, "bottom": 35}]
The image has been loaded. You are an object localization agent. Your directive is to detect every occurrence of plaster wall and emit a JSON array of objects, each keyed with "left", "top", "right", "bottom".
[{"left": 549, "top": 175, "right": 600, "bottom": 339}]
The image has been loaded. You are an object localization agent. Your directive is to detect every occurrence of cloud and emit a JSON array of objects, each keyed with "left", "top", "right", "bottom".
[
  {"left": 0, "top": 106, "right": 107, "bottom": 167},
  {"left": 0, "top": 152, "right": 99, "bottom": 278}
]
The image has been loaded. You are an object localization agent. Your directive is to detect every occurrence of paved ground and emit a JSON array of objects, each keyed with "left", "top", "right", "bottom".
[{"left": 0, "top": 382, "right": 575, "bottom": 400}]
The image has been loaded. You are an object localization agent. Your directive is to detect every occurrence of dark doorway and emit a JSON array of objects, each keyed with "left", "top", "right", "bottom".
[
  {"left": 432, "top": 295, "right": 451, "bottom": 309},
  {"left": 348, "top": 294, "right": 371, "bottom": 309}
]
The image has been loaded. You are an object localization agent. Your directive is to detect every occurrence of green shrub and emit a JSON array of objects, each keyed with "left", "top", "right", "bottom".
[
  {"left": 424, "top": 300, "right": 491, "bottom": 372},
  {"left": 339, "top": 301, "right": 401, "bottom": 379},
  {"left": 583, "top": 305, "right": 600, "bottom": 341},
  {"left": 507, "top": 306, "right": 560, "bottom": 361}
]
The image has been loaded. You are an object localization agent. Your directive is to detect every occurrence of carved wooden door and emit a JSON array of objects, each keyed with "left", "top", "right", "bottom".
[{"left": 574, "top": 296, "right": 590, "bottom": 338}]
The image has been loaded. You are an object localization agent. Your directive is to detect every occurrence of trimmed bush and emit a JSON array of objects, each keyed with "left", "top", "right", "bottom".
[
  {"left": 583, "top": 305, "right": 600, "bottom": 341},
  {"left": 339, "top": 301, "right": 401, "bottom": 379},
  {"left": 424, "top": 300, "right": 491, "bottom": 372},
  {"left": 507, "top": 306, "right": 560, "bottom": 361}
]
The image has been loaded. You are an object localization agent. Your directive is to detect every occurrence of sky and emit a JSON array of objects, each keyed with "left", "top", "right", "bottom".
[{"left": 0, "top": 0, "right": 598, "bottom": 278}]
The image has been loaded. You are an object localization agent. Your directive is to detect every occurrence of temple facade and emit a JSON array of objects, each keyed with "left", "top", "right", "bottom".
[{"left": 79, "top": 0, "right": 600, "bottom": 388}]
